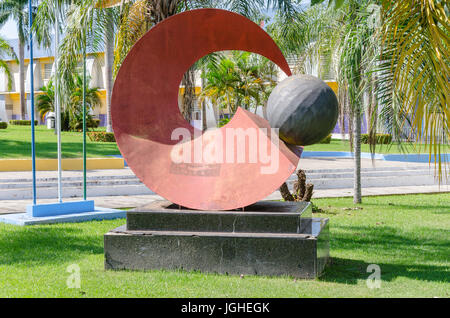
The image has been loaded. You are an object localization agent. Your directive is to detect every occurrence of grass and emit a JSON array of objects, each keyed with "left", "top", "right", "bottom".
[
  {"left": 1, "top": 125, "right": 448, "bottom": 159},
  {"left": 304, "top": 139, "right": 449, "bottom": 154},
  {"left": 0, "top": 125, "right": 120, "bottom": 159},
  {"left": 0, "top": 193, "right": 448, "bottom": 297}
]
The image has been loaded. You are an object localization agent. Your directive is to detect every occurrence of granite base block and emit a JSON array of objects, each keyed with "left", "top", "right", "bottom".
[{"left": 104, "top": 200, "right": 330, "bottom": 278}]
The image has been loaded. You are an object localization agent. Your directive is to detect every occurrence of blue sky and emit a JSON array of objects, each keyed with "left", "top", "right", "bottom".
[{"left": 0, "top": 18, "right": 17, "bottom": 39}]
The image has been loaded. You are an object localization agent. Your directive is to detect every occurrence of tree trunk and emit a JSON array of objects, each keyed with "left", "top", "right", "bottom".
[
  {"left": 293, "top": 169, "right": 306, "bottom": 200},
  {"left": 302, "top": 183, "right": 314, "bottom": 202},
  {"left": 279, "top": 182, "right": 294, "bottom": 201},
  {"left": 104, "top": 9, "right": 114, "bottom": 132},
  {"left": 18, "top": 39, "right": 26, "bottom": 119},
  {"left": 181, "top": 66, "right": 196, "bottom": 123},
  {"left": 201, "top": 68, "right": 207, "bottom": 130},
  {"left": 353, "top": 107, "right": 362, "bottom": 204}
]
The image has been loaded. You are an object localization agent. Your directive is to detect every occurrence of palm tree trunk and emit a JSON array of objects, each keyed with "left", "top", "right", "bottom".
[
  {"left": 201, "top": 71, "right": 208, "bottom": 131},
  {"left": 18, "top": 39, "right": 26, "bottom": 119},
  {"left": 181, "top": 66, "right": 196, "bottom": 122},
  {"left": 353, "top": 106, "right": 362, "bottom": 204},
  {"left": 104, "top": 9, "right": 114, "bottom": 132}
]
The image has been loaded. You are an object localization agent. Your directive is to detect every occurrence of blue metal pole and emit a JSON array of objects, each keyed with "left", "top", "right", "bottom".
[
  {"left": 29, "top": 0, "right": 36, "bottom": 205},
  {"left": 83, "top": 27, "right": 87, "bottom": 201}
]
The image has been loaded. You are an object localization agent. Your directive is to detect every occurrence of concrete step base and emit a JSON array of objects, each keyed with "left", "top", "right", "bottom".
[{"left": 104, "top": 201, "right": 330, "bottom": 279}]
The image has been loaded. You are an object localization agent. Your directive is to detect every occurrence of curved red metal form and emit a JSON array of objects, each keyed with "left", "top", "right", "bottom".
[{"left": 112, "top": 9, "right": 299, "bottom": 210}]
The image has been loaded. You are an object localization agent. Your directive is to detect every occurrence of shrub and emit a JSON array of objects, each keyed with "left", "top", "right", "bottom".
[
  {"left": 361, "top": 133, "right": 392, "bottom": 144},
  {"left": 319, "top": 134, "right": 332, "bottom": 144},
  {"left": 9, "top": 120, "right": 38, "bottom": 126},
  {"left": 87, "top": 131, "right": 116, "bottom": 142},
  {"left": 218, "top": 117, "right": 231, "bottom": 127},
  {"left": 89, "top": 119, "right": 100, "bottom": 128},
  {"left": 0, "top": 122, "right": 7, "bottom": 129}
]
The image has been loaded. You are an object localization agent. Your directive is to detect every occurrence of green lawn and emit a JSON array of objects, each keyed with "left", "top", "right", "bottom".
[
  {"left": 1, "top": 125, "right": 447, "bottom": 159},
  {"left": 304, "top": 139, "right": 449, "bottom": 154},
  {"left": 0, "top": 125, "right": 120, "bottom": 159},
  {"left": 0, "top": 193, "right": 448, "bottom": 297}
]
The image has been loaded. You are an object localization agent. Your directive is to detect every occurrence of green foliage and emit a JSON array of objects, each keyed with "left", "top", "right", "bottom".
[
  {"left": 200, "top": 51, "right": 277, "bottom": 119},
  {"left": 0, "top": 122, "right": 7, "bottom": 129},
  {"left": 87, "top": 131, "right": 116, "bottom": 142},
  {"left": 37, "top": 75, "right": 101, "bottom": 132},
  {"left": 319, "top": 134, "right": 332, "bottom": 144},
  {"left": 218, "top": 117, "right": 231, "bottom": 128},
  {"left": 361, "top": 134, "right": 392, "bottom": 145},
  {"left": 9, "top": 120, "right": 38, "bottom": 126}
]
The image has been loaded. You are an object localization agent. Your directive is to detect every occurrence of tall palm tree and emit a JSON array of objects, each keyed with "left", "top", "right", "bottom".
[
  {"left": 0, "top": 0, "right": 30, "bottom": 119},
  {"left": 270, "top": 0, "right": 381, "bottom": 203},
  {"left": 0, "top": 36, "right": 17, "bottom": 91},
  {"left": 377, "top": 0, "right": 449, "bottom": 178}
]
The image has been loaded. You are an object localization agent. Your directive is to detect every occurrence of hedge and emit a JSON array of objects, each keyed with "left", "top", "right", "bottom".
[
  {"left": 319, "top": 134, "right": 332, "bottom": 144},
  {"left": 0, "top": 122, "right": 7, "bottom": 129},
  {"left": 87, "top": 131, "right": 116, "bottom": 142},
  {"left": 361, "top": 133, "right": 392, "bottom": 144},
  {"left": 9, "top": 120, "right": 38, "bottom": 126}
]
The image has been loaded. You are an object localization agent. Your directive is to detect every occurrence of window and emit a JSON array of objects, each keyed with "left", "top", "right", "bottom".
[{"left": 43, "top": 63, "right": 53, "bottom": 80}]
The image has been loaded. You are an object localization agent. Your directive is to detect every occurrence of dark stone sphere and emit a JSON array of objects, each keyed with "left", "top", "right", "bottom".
[{"left": 266, "top": 75, "right": 339, "bottom": 146}]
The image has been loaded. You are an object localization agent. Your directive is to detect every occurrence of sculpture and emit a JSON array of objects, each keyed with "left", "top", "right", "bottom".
[{"left": 111, "top": 9, "right": 337, "bottom": 211}]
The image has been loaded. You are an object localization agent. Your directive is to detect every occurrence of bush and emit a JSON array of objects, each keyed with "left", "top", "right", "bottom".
[
  {"left": 89, "top": 119, "right": 100, "bottom": 129},
  {"left": 361, "top": 133, "right": 392, "bottom": 144},
  {"left": 218, "top": 117, "right": 231, "bottom": 127},
  {"left": 87, "top": 131, "right": 116, "bottom": 142},
  {"left": 319, "top": 134, "right": 332, "bottom": 144},
  {"left": 0, "top": 122, "right": 7, "bottom": 129},
  {"left": 9, "top": 120, "right": 38, "bottom": 126}
]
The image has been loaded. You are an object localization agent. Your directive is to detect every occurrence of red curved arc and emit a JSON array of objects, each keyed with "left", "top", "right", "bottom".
[
  {"left": 112, "top": 9, "right": 291, "bottom": 144},
  {"left": 112, "top": 9, "right": 297, "bottom": 210}
]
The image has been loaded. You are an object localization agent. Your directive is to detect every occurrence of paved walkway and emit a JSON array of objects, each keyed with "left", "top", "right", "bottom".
[
  {"left": 0, "top": 157, "right": 440, "bottom": 180},
  {"left": 0, "top": 158, "right": 448, "bottom": 214}
]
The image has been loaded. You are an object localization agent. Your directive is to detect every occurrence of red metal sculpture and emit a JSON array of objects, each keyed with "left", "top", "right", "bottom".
[{"left": 112, "top": 9, "right": 300, "bottom": 210}]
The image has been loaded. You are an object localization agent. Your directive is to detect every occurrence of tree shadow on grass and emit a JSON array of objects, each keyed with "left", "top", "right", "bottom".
[
  {"left": 319, "top": 257, "right": 449, "bottom": 285},
  {"left": 0, "top": 225, "right": 104, "bottom": 266},
  {"left": 319, "top": 224, "right": 449, "bottom": 284}
]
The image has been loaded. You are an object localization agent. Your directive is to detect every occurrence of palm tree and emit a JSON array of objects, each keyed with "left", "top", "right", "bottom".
[
  {"left": 0, "top": 0, "right": 30, "bottom": 119},
  {"left": 377, "top": 0, "right": 449, "bottom": 178},
  {"left": 0, "top": 36, "right": 17, "bottom": 91},
  {"left": 36, "top": 79, "right": 55, "bottom": 121},
  {"left": 37, "top": 74, "right": 101, "bottom": 131},
  {"left": 199, "top": 51, "right": 277, "bottom": 122},
  {"left": 269, "top": 0, "right": 382, "bottom": 203}
]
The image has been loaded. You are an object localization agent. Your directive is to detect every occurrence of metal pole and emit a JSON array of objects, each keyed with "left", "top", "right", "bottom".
[
  {"left": 29, "top": 0, "right": 36, "bottom": 205},
  {"left": 83, "top": 25, "right": 87, "bottom": 200},
  {"left": 55, "top": 0, "right": 62, "bottom": 203}
]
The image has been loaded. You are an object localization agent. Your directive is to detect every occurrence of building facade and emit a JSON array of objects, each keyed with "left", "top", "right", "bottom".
[{"left": 0, "top": 39, "right": 110, "bottom": 125}]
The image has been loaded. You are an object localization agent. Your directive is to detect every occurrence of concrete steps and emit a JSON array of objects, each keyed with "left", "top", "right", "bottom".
[
  {"left": 286, "top": 167, "right": 439, "bottom": 190},
  {"left": 0, "top": 165, "right": 443, "bottom": 200}
]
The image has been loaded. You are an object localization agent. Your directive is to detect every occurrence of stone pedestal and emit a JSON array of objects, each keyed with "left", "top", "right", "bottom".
[{"left": 104, "top": 200, "right": 330, "bottom": 278}]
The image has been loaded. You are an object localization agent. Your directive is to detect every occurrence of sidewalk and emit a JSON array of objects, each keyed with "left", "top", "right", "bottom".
[{"left": 0, "top": 158, "right": 448, "bottom": 214}]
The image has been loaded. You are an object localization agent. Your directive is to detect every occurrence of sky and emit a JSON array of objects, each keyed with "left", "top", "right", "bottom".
[{"left": 0, "top": 18, "right": 17, "bottom": 40}]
